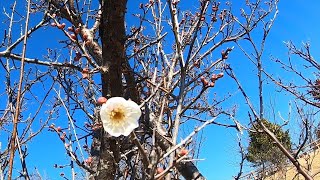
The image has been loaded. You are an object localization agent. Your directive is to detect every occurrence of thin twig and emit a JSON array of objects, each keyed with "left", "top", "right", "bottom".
[{"left": 159, "top": 117, "right": 216, "bottom": 162}]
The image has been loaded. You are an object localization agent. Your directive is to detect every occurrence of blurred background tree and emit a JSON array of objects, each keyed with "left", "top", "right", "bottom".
[{"left": 247, "top": 119, "right": 291, "bottom": 174}]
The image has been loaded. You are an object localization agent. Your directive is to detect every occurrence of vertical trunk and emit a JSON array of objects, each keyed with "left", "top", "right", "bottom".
[
  {"left": 90, "top": 0, "right": 127, "bottom": 179},
  {"left": 100, "top": 0, "right": 126, "bottom": 98}
]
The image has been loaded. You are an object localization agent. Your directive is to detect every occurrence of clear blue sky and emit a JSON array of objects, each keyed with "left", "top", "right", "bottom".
[
  {"left": 1, "top": 0, "right": 320, "bottom": 179},
  {"left": 197, "top": 0, "right": 320, "bottom": 179}
]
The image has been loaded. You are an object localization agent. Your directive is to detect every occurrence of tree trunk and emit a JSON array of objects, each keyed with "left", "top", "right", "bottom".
[
  {"left": 90, "top": 0, "right": 127, "bottom": 179},
  {"left": 100, "top": 0, "right": 126, "bottom": 98}
]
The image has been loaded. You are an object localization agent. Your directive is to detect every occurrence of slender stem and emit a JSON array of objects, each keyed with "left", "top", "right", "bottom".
[
  {"left": 257, "top": 54, "right": 263, "bottom": 119},
  {"left": 7, "top": 0, "right": 31, "bottom": 179},
  {"left": 166, "top": 1, "right": 187, "bottom": 177}
]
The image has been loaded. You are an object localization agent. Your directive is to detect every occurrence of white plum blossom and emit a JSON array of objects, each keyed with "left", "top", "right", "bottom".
[{"left": 100, "top": 97, "right": 141, "bottom": 137}]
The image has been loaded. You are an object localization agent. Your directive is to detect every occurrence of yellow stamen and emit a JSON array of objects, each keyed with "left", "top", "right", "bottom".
[{"left": 110, "top": 108, "right": 125, "bottom": 122}]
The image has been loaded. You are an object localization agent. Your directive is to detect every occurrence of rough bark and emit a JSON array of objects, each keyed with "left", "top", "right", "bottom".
[
  {"left": 89, "top": 131, "right": 117, "bottom": 179},
  {"left": 89, "top": 0, "right": 127, "bottom": 179},
  {"left": 100, "top": 0, "right": 126, "bottom": 98}
]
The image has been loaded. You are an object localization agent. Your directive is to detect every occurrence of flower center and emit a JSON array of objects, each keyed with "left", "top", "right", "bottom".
[{"left": 110, "top": 108, "right": 125, "bottom": 122}]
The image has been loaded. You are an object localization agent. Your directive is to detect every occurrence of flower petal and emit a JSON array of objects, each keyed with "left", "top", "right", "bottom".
[
  {"left": 125, "top": 100, "right": 142, "bottom": 119},
  {"left": 100, "top": 103, "right": 110, "bottom": 124},
  {"left": 106, "top": 97, "right": 127, "bottom": 105},
  {"left": 126, "top": 116, "right": 139, "bottom": 129},
  {"left": 108, "top": 126, "right": 122, "bottom": 137}
]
